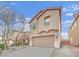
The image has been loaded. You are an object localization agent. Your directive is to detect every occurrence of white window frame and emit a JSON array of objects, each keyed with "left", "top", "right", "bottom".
[{"left": 44, "top": 16, "right": 50, "bottom": 26}]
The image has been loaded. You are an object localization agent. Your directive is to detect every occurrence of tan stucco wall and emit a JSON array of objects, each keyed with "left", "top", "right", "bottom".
[
  {"left": 30, "top": 8, "right": 62, "bottom": 48},
  {"left": 30, "top": 18, "right": 38, "bottom": 35},
  {"left": 69, "top": 16, "right": 79, "bottom": 46},
  {"left": 30, "top": 10, "right": 61, "bottom": 35}
]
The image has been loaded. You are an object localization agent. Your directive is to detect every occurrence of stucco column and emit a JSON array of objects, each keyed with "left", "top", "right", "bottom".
[
  {"left": 54, "top": 34, "right": 61, "bottom": 48},
  {"left": 29, "top": 37, "right": 33, "bottom": 47}
]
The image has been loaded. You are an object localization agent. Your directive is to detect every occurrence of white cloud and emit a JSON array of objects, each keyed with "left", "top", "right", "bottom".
[
  {"left": 71, "top": 4, "right": 79, "bottom": 11},
  {"left": 63, "top": 4, "right": 79, "bottom": 13},
  {"left": 23, "top": 17, "right": 31, "bottom": 32},
  {"left": 24, "top": 23, "right": 30, "bottom": 32},
  {"left": 63, "top": 20, "right": 74, "bottom": 33},
  {"left": 61, "top": 32, "right": 68, "bottom": 39},
  {"left": 63, "top": 20, "right": 74, "bottom": 25},
  {"left": 26, "top": 17, "right": 31, "bottom": 22},
  {"left": 66, "top": 13, "right": 73, "bottom": 16},
  {"left": 63, "top": 7, "right": 69, "bottom": 12}
]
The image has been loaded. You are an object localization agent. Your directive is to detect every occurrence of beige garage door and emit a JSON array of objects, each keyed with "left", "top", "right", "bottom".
[{"left": 32, "top": 35, "right": 54, "bottom": 48}]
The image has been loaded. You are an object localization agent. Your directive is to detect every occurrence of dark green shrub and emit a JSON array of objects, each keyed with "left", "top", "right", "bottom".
[{"left": 0, "top": 43, "right": 5, "bottom": 50}]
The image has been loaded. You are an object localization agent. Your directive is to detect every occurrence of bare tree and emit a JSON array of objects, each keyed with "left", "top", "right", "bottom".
[
  {"left": 13, "top": 15, "right": 25, "bottom": 46},
  {"left": 0, "top": 6, "right": 25, "bottom": 48}
]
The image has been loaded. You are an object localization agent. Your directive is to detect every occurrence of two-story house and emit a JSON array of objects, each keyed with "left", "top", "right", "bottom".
[{"left": 29, "top": 7, "right": 62, "bottom": 48}]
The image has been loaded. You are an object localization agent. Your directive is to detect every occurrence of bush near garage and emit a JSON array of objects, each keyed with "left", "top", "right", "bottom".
[{"left": 0, "top": 43, "right": 5, "bottom": 50}]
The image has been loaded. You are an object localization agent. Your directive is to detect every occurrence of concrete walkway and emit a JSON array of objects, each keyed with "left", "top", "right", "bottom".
[
  {"left": 51, "top": 46, "right": 74, "bottom": 57},
  {"left": 51, "top": 45, "right": 79, "bottom": 57},
  {"left": 69, "top": 46, "right": 79, "bottom": 57}
]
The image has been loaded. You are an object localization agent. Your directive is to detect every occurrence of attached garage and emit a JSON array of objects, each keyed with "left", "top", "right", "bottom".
[{"left": 32, "top": 34, "right": 54, "bottom": 48}]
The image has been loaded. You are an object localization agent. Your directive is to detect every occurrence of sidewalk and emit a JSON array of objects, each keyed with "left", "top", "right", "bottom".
[{"left": 69, "top": 46, "right": 79, "bottom": 57}]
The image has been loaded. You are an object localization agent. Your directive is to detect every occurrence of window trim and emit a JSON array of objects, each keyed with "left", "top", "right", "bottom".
[
  {"left": 31, "top": 23, "right": 36, "bottom": 30},
  {"left": 44, "top": 16, "right": 50, "bottom": 26}
]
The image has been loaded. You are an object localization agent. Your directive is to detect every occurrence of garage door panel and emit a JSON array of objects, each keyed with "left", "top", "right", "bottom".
[{"left": 33, "top": 35, "right": 54, "bottom": 48}]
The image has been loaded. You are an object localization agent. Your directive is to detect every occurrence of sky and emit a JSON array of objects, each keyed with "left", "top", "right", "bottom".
[{"left": 0, "top": 1, "right": 79, "bottom": 39}]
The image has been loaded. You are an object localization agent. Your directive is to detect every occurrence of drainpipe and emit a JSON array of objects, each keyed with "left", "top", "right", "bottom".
[{"left": 58, "top": 15, "right": 61, "bottom": 48}]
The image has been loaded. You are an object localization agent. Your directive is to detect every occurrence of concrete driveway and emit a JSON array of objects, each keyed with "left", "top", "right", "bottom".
[
  {"left": 51, "top": 45, "right": 79, "bottom": 57},
  {"left": 0, "top": 47, "right": 53, "bottom": 57},
  {"left": 1, "top": 45, "right": 79, "bottom": 57}
]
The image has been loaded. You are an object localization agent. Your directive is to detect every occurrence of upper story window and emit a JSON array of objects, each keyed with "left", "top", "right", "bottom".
[
  {"left": 32, "top": 23, "right": 36, "bottom": 30},
  {"left": 44, "top": 16, "right": 50, "bottom": 26}
]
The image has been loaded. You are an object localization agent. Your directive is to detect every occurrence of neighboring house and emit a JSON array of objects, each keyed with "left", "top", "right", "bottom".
[
  {"left": 61, "top": 40, "right": 70, "bottom": 45},
  {"left": 29, "top": 7, "right": 62, "bottom": 48},
  {"left": 19, "top": 32, "right": 30, "bottom": 45},
  {"left": 69, "top": 14, "right": 79, "bottom": 46},
  {"left": 6, "top": 31, "right": 30, "bottom": 46}
]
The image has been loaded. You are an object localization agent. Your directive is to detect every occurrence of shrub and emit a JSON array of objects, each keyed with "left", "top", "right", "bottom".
[
  {"left": 0, "top": 43, "right": 5, "bottom": 50},
  {"left": 24, "top": 42, "right": 29, "bottom": 45},
  {"left": 15, "top": 41, "right": 22, "bottom": 46}
]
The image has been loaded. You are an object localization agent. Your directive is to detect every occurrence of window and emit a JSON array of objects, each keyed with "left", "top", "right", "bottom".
[
  {"left": 32, "top": 23, "right": 36, "bottom": 30},
  {"left": 44, "top": 16, "right": 50, "bottom": 26}
]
